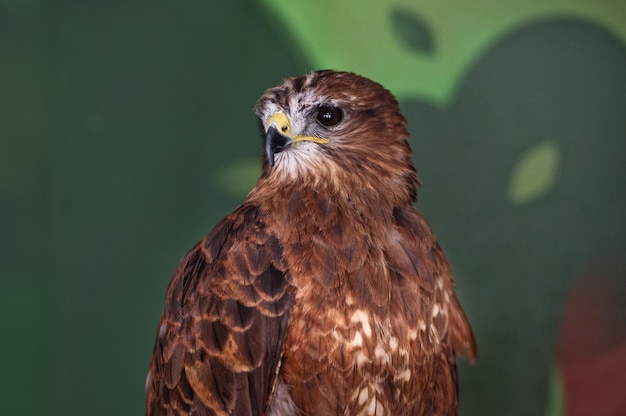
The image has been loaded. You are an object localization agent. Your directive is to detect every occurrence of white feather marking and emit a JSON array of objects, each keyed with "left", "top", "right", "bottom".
[
  {"left": 355, "top": 350, "right": 369, "bottom": 368},
  {"left": 430, "top": 325, "right": 440, "bottom": 343},
  {"left": 351, "top": 309, "right": 372, "bottom": 338},
  {"left": 349, "top": 331, "right": 363, "bottom": 348},
  {"left": 417, "top": 320, "right": 427, "bottom": 331},
  {"left": 357, "top": 388, "right": 369, "bottom": 405},
  {"left": 395, "top": 368, "right": 411, "bottom": 383},
  {"left": 374, "top": 344, "right": 391, "bottom": 366},
  {"left": 389, "top": 336, "right": 398, "bottom": 351},
  {"left": 365, "top": 396, "right": 385, "bottom": 416},
  {"left": 345, "top": 293, "right": 354, "bottom": 305}
]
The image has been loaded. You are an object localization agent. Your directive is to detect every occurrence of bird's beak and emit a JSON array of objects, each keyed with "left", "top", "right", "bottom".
[
  {"left": 265, "top": 125, "right": 291, "bottom": 168},
  {"left": 264, "top": 111, "right": 329, "bottom": 168}
]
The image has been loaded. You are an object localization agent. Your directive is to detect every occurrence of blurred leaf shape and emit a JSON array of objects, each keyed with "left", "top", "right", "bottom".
[
  {"left": 545, "top": 364, "right": 564, "bottom": 416},
  {"left": 215, "top": 158, "right": 261, "bottom": 198},
  {"left": 262, "top": 0, "right": 626, "bottom": 104},
  {"left": 508, "top": 140, "right": 560, "bottom": 204},
  {"left": 390, "top": 7, "right": 435, "bottom": 54}
]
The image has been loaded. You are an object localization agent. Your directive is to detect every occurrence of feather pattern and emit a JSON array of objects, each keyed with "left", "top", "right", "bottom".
[
  {"left": 147, "top": 70, "right": 476, "bottom": 415},
  {"left": 146, "top": 204, "right": 293, "bottom": 416}
]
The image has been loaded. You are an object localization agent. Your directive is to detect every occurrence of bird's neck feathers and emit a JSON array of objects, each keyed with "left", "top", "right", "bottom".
[
  {"left": 251, "top": 140, "right": 420, "bottom": 210},
  {"left": 246, "top": 150, "right": 420, "bottom": 245}
]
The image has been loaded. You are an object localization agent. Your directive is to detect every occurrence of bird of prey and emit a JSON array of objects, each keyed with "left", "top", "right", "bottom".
[{"left": 146, "top": 70, "right": 477, "bottom": 416}]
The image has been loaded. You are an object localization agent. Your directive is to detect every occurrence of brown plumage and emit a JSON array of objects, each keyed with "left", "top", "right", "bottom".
[{"left": 146, "top": 70, "right": 476, "bottom": 416}]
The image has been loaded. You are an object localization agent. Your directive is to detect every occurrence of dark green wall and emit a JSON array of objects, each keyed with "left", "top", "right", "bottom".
[{"left": 1, "top": 1, "right": 624, "bottom": 415}]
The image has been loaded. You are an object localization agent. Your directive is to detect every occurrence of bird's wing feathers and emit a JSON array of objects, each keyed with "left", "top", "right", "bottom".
[
  {"left": 387, "top": 206, "right": 477, "bottom": 413},
  {"left": 146, "top": 204, "right": 293, "bottom": 416},
  {"left": 391, "top": 206, "right": 477, "bottom": 362}
]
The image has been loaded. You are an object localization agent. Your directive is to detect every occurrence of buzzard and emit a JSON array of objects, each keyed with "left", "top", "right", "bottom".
[{"left": 146, "top": 70, "right": 476, "bottom": 415}]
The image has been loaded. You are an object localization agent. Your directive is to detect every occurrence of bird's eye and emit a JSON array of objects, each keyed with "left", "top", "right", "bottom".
[{"left": 316, "top": 106, "right": 343, "bottom": 127}]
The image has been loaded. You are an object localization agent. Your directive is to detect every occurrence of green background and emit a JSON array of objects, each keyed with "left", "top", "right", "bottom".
[{"left": 1, "top": 1, "right": 625, "bottom": 414}]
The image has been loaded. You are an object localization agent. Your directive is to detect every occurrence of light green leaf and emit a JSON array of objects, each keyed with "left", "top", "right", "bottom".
[
  {"left": 508, "top": 141, "right": 560, "bottom": 204},
  {"left": 214, "top": 158, "right": 261, "bottom": 199}
]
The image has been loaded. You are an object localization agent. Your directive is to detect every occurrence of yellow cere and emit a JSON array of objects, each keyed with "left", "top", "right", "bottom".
[{"left": 267, "top": 111, "right": 330, "bottom": 145}]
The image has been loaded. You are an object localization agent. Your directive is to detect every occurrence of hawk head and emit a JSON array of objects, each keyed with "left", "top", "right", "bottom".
[{"left": 254, "top": 70, "right": 420, "bottom": 204}]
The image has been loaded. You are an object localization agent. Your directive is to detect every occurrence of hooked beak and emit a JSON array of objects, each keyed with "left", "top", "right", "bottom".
[{"left": 265, "top": 126, "right": 292, "bottom": 168}]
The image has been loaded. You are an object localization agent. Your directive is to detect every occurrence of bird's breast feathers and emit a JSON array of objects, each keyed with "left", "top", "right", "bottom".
[{"left": 269, "top": 213, "right": 466, "bottom": 415}]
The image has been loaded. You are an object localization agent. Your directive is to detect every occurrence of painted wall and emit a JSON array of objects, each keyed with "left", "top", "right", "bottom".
[{"left": 1, "top": 1, "right": 625, "bottom": 414}]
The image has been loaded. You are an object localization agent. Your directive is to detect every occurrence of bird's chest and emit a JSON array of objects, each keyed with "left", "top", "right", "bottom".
[
  {"left": 280, "top": 290, "right": 423, "bottom": 415},
  {"left": 270, "top": 209, "right": 435, "bottom": 413}
]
